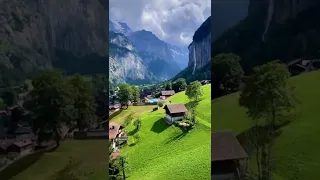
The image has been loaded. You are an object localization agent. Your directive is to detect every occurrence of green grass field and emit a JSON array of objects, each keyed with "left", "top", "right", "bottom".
[
  {"left": 212, "top": 71, "right": 320, "bottom": 180},
  {"left": 5, "top": 140, "right": 108, "bottom": 180},
  {"left": 110, "top": 105, "right": 157, "bottom": 125},
  {"left": 116, "top": 84, "right": 211, "bottom": 180}
]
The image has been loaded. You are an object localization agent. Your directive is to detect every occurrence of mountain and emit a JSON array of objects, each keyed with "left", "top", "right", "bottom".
[
  {"left": 109, "top": 31, "right": 154, "bottom": 84},
  {"left": 167, "top": 44, "right": 189, "bottom": 69},
  {"left": 173, "top": 16, "right": 211, "bottom": 83},
  {"left": 109, "top": 20, "right": 133, "bottom": 36},
  {"left": 0, "top": 0, "right": 108, "bottom": 87},
  {"left": 212, "top": 0, "right": 320, "bottom": 73},
  {"left": 127, "top": 30, "right": 182, "bottom": 79}
]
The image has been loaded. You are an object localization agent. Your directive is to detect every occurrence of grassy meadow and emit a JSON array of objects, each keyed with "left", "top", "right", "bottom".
[
  {"left": 212, "top": 71, "right": 320, "bottom": 180},
  {"left": 112, "top": 84, "right": 211, "bottom": 180},
  {"left": 2, "top": 140, "right": 108, "bottom": 180}
]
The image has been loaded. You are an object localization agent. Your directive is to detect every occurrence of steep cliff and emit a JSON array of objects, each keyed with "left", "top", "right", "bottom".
[
  {"left": 0, "top": 0, "right": 108, "bottom": 81},
  {"left": 173, "top": 16, "right": 211, "bottom": 83},
  {"left": 188, "top": 16, "right": 211, "bottom": 74},
  {"left": 109, "top": 31, "right": 153, "bottom": 84},
  {"left": 212, "top": 0, "right": 320, "bottom": 73}
]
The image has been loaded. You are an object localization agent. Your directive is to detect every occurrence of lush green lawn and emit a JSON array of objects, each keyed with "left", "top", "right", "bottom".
[
  {"left": 212, "top": 71, "right": 320, "bottom": 180},
  {"left": 110, "top": 105, "right": 157, "bottom": 125},
  {"left": 117, "top": 84, "right": 211, "bottom": 180},
  {"left": 7, "top": 140, "right": 108, "bottom": 180}
]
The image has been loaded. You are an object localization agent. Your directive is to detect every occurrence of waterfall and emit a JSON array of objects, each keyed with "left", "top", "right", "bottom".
[
  {"left": 262, "top": 0, "right": 274, "bottom": 42},
  {"left": 192, "top": 44, "right": 196, "bottom": 74}
]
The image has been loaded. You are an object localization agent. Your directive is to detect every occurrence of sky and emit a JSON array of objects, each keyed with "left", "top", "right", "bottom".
[{"left": 109, "top": 0, "right": 211, "bottom": 47}]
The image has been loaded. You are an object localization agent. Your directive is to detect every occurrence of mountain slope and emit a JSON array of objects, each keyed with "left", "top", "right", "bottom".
[
  {"left": 212, "top": 71, "right": 320, "bottom": 180},
  {"left": 127, "top": 30, "right": 183, "bottom": 80},
  {"left": 109, "top": 31, "right": 154, "bottom": 84},
  {"left": 119, "top": 84, "right": 211, "bottom": 180},
  {"left": 212, "top": 0, "right": 320, "bottom": 73}
]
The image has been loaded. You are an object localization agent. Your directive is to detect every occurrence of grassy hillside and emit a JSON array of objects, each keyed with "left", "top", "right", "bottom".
[
  {"left": 118, "top": 84, "right": 211, "bottom": 180},
  {"left": 212, "top": 71, "right": 320, "bottom": 180},
  {"left": 3, "top": 140, "right": 108, "bottom": 180}
]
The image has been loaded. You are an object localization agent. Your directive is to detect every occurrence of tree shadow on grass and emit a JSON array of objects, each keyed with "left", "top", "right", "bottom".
[
  {"left": 165, "top": 131, "right": 189, "bottom": 144},
  {"left": 128, "top": 128, "right": 139, "bottom": 136},
  {"left": 236, "top": 118, "right": 294, "bottom": 155},
  {"left": 0, "top": 146, "right": 57, "bottom": 180},
  {"left": 150, "top": 118, "right": 170, "bottom": 133},
  {"left": 185, "top": 101, "right": 200, "bottom": 110}
]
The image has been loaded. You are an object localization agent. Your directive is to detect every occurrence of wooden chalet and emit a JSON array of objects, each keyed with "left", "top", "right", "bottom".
[
  {"left": 212, "top": 131, "right": 248, "bottom": 180},
  {"left": 7, "top": 139, "right": 34, "bottom": 155},
  {"left": 163, "top": 104, "right": 188, "bottom": 124},
  {"left": 161, "top": 90, "right": 175, "bottom": 98},
  {"left": 287, "top": 58, "right": 320, "bottom": 76}
]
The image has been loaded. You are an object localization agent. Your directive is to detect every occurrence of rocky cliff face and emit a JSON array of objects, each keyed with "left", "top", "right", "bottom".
[
  {"left": 0, "top": 0, "right": 107, "bottom": 74},
  {"left": 248, "top": 0, "right": 319, "bottom": 41},
  {"left": 109, "top": 32, "right": 152, "bottom": 84},
  {"left": 187, "top": 17, "right": 211, "bottom": 74}
]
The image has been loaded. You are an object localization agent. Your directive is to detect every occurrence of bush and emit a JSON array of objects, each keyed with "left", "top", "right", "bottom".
[
  {"left": 158, "top": 101, "right": 164, "bottom": 107},
  {"left": 133, "top": 119, "right": 141, "bottom": 130}
]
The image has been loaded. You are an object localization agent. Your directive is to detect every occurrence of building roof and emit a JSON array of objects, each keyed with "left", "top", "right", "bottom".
[
  {"left": 109, "top": 122, "right": 121, "bottom": 139},
  {"left": 164, "top": 104, "right": 188, "bottom": 114},
  {"left": 211, "top": 131, "right": 248, "bottom": 161},
  {"left": 12, "top": 139, "right": 33, "bottom": 148},
  {"left": 161, "top": 90, "right": 175, "bottom": 96}
]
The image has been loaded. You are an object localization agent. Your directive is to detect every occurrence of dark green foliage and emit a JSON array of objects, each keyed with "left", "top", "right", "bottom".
[
  {"left": 1, "top": 88, "right": 17, "bottom": 106},
  {"left": 28, "top": 70, "right": 74, "bottom": 146},
  {"left": 68, "top": 74, "right": 96, "bottom": 131},
  {"left": 212, "top": 53, "right": 244, "bottom": 92},
  {"left": 92, "top": 74, "right": 108, "bottom": 95},
  {"left": 185, "top": 81, "right": 203, "bottom": 101},
  {"left": 109, "top": 143, "right": 121, "bottom": 180},
  {"left": 117, "top": 84, "right": 132, "bottom": 107},
  {"left": 239, "top": 61, "right": 296, "bottom": 121},
  {"left": 172, "top": 78, "right": 187, "bottom": 92},
  {"left": 133, "top": 119, "right": 142, "bottom": 131},
  {"left": 239, "top": 61, "right": 297, "bottom": 180},
  {"left": 173, "top": 62, "right": 210, "bottom": 84},
  {"left": 158, "top": 101, "right": 164, "bottom": 107},
  {"left": 130, "top": 86, "right": 140, "bottom": 103},
  {"left": 165, "top": 81, "right": 172, "bottom": 90}
]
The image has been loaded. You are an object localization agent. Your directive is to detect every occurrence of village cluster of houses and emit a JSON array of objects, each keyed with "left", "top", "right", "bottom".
[{"left": 0, "top": 110, "right": 57, "bottom": 159}]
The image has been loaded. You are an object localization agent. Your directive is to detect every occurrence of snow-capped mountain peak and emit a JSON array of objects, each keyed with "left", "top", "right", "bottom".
[{"left": 109, "top": 20, "right": 133, "bottom": 36}]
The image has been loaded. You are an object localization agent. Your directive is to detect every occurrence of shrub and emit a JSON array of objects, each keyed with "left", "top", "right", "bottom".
[
  {"left": 158, "top": 101, "right": 164, "bottom": 107},
  {"left": 133, "top": 119, "right": 141, "bottom": 130}
]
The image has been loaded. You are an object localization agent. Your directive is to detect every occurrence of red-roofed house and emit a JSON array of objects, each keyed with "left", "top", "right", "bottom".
[{"left": 109, "top": 122, "right": 126, "bottom": 150}]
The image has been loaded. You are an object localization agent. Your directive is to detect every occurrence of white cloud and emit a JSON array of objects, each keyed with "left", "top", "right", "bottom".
[{"left": 109, "top": 0, "right": 211, "bottom": 47}]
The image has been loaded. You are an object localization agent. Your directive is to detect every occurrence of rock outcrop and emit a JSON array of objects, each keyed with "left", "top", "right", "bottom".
[
  {"left": 0, "top": 0, "right": 108, "bottom": 74},
  {"left": 188, "top": 16, "right": 211, "bottom": 74}
]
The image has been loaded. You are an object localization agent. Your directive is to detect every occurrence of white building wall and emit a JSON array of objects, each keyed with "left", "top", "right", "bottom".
[{"left": 165, "top": 114, "right": 184, "bottom": 124}]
